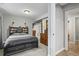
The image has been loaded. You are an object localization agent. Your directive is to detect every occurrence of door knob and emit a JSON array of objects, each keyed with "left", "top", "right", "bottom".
[{"left": 53, "top": 33, "right": 54, "bottom": 36}]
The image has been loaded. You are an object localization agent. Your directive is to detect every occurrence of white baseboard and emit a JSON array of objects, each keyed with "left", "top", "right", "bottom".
[{"left": 55, "top": 48, "right": 65, "bottom": 55}]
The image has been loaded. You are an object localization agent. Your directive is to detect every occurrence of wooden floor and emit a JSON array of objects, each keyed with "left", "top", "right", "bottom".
[{"left": 57, "top": 40, "right": 79, "bottom": 56}]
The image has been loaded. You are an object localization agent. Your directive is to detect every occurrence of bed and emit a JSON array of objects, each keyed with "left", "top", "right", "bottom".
[{"left": 4, "top": 26, "right": 38, "bottom": 56}]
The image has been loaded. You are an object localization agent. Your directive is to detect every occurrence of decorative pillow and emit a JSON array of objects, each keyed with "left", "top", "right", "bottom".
[{"left": 16, "top": 27, "right": 22, "bottom": 33}]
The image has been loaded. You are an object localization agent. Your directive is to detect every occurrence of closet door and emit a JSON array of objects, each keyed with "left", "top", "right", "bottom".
[
  {"left": 0, "top": 16, "right": 2, "bottom": 48},
  {"left": 33, "top": 23, "right": 41, "bottom": 44}
]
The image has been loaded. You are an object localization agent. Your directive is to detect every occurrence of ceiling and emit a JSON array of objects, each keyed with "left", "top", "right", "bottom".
[
  {"left": 66, "top": 8, "right": 79, "bottom": 16},
  {"left": 0, "top": 3, "right": 48, "bottom": 20},
  {"left": 58, "top": 3, "right": 68, "bottom": 6}
]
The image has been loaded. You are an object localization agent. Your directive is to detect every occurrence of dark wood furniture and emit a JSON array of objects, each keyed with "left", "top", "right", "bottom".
[
  {"left": 40, "top": 32, "right": 48, "bottom": 45},
  {"left": 32, "top": 30, "right": 36, "bottom": 36},
  {"left": 32, "top": 17, "right": 48, "bottom": 46},
  {"left": 9, "top": 26, "right": 28, "bottom": 35},
  {"left": 40, "top": 20, "right": 48, "bottom": 45}
]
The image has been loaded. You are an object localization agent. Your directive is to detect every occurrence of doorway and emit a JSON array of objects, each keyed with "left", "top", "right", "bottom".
[
  {"left": 65, "top": 8, "right": 79, "bottom": 55},
  {"left": 67, "top": 16, "right": 76, "bottom": 51}
]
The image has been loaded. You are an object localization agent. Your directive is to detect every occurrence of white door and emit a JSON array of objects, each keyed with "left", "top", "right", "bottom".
[
  {"left": 34, "top": 23, "right": 41, "bottom": 45},
  {"left": 36, "top": 23, "right": 41, "bottom": 40},
  {"left": 75, "top": 17, "right": 79, "bottom": 42},
  {"left": 0, "top": 16, "right": 2, "bottom": 48}
]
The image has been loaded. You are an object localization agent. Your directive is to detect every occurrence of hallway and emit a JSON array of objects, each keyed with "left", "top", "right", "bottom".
[{"left": 57, "top": 41, "right": 79, "bottom": 56}]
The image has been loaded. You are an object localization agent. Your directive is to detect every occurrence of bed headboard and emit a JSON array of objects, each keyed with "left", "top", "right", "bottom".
[{"left": 9, "top": 26, "right": 28, "bottom": 35}]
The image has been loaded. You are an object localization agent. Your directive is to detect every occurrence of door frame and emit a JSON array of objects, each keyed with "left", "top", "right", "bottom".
[
  {"left": 65, "top": 15, "right": 68, "bottom": 50},
  {"left": 48, "top": 3, "right": 56, "bottom": 56},
  {"left": 0, "top": 13, "right": 3, "bottom": 48},
  {"left": 65, "top": 11, "right": 76, "bottom": 50}
]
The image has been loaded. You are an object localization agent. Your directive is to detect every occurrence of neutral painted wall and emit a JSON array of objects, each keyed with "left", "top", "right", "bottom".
[
  {"left": 64, "top": 4, "right": 79, "bottom": 11},
  {"left": 2, "top": 14, "right": 33, "bottom": 42},
  {"left": 55, "top": 5, "right": 65, "bottom": 54},
  {"left": 36, "top": 13, "right": 48, "bottom": 20},
  {"left": 67, "top": 16, "right": 75, "bottom": 42}
]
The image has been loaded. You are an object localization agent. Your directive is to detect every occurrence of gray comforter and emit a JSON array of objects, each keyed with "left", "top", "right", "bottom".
[
  {"left": 4, "top": 33, "right": 38, "bottom": 47},
  {"left": 4, "top": 33, "right": 38, "bottom": 56}
]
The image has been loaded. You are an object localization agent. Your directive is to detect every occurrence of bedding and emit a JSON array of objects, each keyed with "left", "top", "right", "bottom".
[
  {"left": 4, "top": 33, "right": 38, "bottom": 56},
  {"left": 4, "top": 34, "right": 34, "bottom": 46}
]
